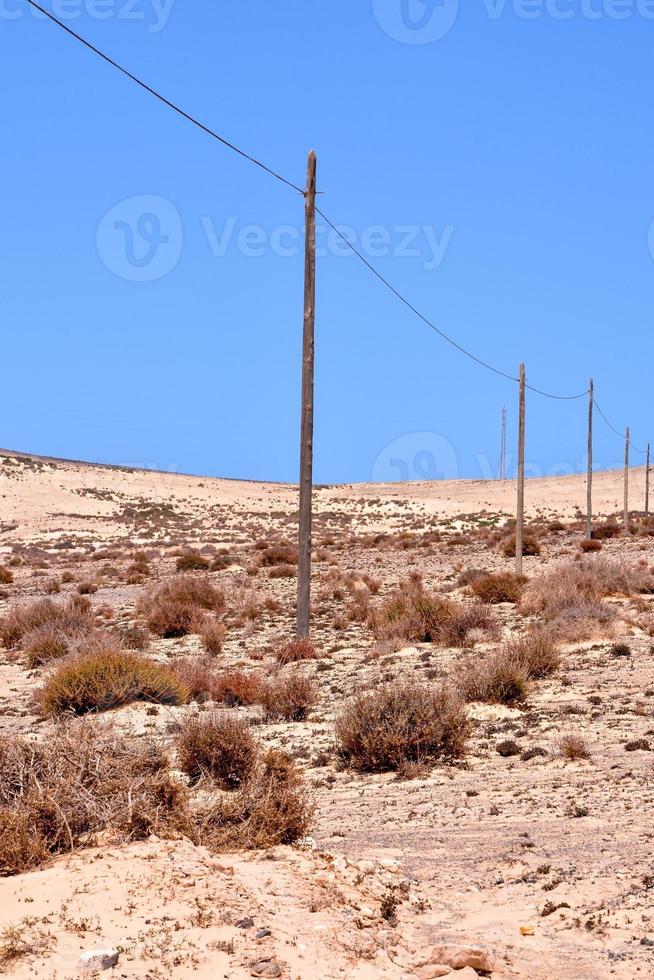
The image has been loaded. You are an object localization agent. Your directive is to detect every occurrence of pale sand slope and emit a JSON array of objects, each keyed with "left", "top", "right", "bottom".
[{"left": 0, "top": 448, "right": 645, "bottom": 537}]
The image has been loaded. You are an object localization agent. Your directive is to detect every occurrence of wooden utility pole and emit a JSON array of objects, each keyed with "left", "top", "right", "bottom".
[
  {"left": 296, "top": 150, "right": 317, "bottom": 638},
  {"left": 624, "top": 427, "right": 630, "bottom": 534},
  {"left": 586, "top": 379, "right": 594, "bottom": 540},
  {"left": 499, "top": 407, "right": 507, "bottom": 481},
  {"left": 515, "top": 364, "right": 526, "bottom": 575},
  {"left": 646, "top": 443, "right": 651, "bottom": 519}
]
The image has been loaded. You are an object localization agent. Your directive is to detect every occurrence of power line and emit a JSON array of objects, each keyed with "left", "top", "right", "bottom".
[
  {"left": 24, "top": 0, "right": 304, "bottom": 195},
  {"left": 593, "top": 394, "right": 648, "bottom": 455},
  {"left": 317, "top": 206, "right": 589, "bottom": 401}
]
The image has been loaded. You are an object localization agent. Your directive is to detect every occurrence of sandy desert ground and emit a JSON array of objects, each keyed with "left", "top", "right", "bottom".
[{"left": 1, "top": 448, "right": 654, "bottom": 979}]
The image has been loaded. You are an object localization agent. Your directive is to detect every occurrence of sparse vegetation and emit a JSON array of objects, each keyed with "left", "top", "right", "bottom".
[
  {"left": 335, "top": 681, "right": 469, "bottom": 772},
  {"left": 470, "top": 571, "right": 527, "bottom": 604},
  {"left": 176, "top": 713, "right": 257, "bottom": 789},
  {"left": 39, "top": 650, "right": 189, "bottom": 716},
  {"left": 139, "top": 575, "right": 224, "bottom": 638}
]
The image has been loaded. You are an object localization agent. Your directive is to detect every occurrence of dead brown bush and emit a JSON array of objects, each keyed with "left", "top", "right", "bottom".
[
  {"left": 335, "top": 681, "right": 469, "bottom": 772},
  {"left": 274, "top": 637, "right": 318, "bottom": 666},
  {"left": 1, "top": 594, "right": 95, "bottom": 651},
  {"left": 369, "top": 580, "right": 495, "bottom": 648},
  {"left": 196, "top": 749, "right": 313, "bottom": 851},
  {"left": 458, "top": 649, "right": 530, "bottom": 705},
  {"left": 176, "top": 713, "right": 257, "bottom": 789},
  {"left": 470, "top": 572, "right": 527, "bottom": 604},
  {"left": 176, "top": 551, "right": 210, "bottom": 572},
  {"left": 0, "top": 723, "right": 190, "bottom": 876},
  {"left": 139, "top": 575, "right": 224, "bottom": 638},
  {"left": 0, "top": 566, "right": 13, "bottom": 585},
  {"left": 558, "top": 734, "right": 591, "bottom": 761},
  {"left": 261, "top": 671, "right": 317, "bottom": 721},
  {"left": 199, "top": 618, "right": 226, "bottom": 655},
  {"left": 501, "top": 532, "right": 541, "bottom": 557}
]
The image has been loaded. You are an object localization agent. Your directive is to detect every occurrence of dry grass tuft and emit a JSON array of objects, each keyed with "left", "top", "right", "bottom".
[
  {"left": 459, "top": 629, "right": 560, "bottom": 705},
  {"left": 199, "top": 618, "right": 226, "bottom": 655},
  {"left": 176, "top": 713, "right": 257, "bottom": 789},
  {"left": 470, "top": 572, "right": 527, "bottom": 604},
  {"left": 335, "top": 681, "right": 469, "bottom": 772},
  {"left": 39, "top": 650, "right": 189, "bottom": 716},
  {"left": 501, "top": 531, "right": 541, "bottom": 557},
  {"left": 558, "top": 734, "right": 591, "bottom": 761},
  {"left": 176, "top": 551, "right": 210, "bottom": 572},
  {"left": 139, "top": 575, "right": 224, "bottom": 638},
  {"left": 274, "top": 637, "right": 318, "bottom": 666},
  {"left": 0, "top": 723, "right": 190, "bottom": 876},
  {"left": 0, "top": 566, "right": 14, "bottom": 586},
  {"left": 196, "top": 749, "right": 313, "bottom": 851},
  {"left": 369, "top": 580, "right": 495, "bottom": 648},
  {"left": 261, "top": 671, "right": 317, "bottom": 721},
  {"left": 1, "top": 594, "right": 95, "bottom": 651}
]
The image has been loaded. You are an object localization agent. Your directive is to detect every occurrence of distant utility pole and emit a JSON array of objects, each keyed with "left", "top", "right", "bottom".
[
  {"left": 646, "top": 443, "right": 651, "bottom": 519},
  {"left": 297, "top": 150, "right": 317, "bottom": 638},
  {"left": 515, "top": 364, "right": 526, "bottom": 575},
  {"left": 586, "top": 379, "right": 594, "bottom": 540},
  {"left": 624, "top": 426, "right": 630, "bottom": 534},
  {"left": 499, "top": 406, "right": 507, "bottom": 481}
]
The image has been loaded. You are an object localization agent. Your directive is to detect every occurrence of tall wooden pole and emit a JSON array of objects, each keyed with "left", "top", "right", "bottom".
[
  {"left": 515, "top": 363, "right": 526, "bottom": 575},
  {"left": 297, "top": 150, "right": 317, "bottom": 638},
  {"left": 624, "top": 426, "right": 630, "bottom": 534},
  {"left": 586, "top": 379, "right": 594, "bottom": 540},
  {"left": 646, "top": 443, "right": 651, "bottom": 519}
]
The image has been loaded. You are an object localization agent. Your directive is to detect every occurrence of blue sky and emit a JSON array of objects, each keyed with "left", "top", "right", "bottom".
[{"left": 2, "top": 1, "right": 653, "bottom": 484}]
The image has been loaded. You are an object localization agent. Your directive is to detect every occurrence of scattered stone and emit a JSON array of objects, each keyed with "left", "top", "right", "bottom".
[
  {"left": 249, "top": 957, "right": 282, "bottom": 978},
  {"left": 426, "top": 944, "right": 494, "bottom": 973},
  {"left": 79, "top": 948, "right": 119, "bottom": 972},
  {"left": 256, "top": 928, "right": 272, "bottom": 939},
  {"left": 236, "top": 916, "right": 255, "bottom": 929}
]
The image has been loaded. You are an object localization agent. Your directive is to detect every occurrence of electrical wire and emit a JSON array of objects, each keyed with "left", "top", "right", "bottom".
[
  {"left": 24, "top": 0, "right": 304, "bottom": 195},
  {"left": 317, "top": 207, "right": 589, "bottom": 401}
]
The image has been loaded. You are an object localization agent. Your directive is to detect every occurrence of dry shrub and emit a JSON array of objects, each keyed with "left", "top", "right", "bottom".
[
  {"left": 274, "top": 637, "right": 318, "bottom": 666},
  {"left": 139, "top": 575, "right": 224, "bottom": 638},
  {"left": 176, "top": 551, "right": 210, "bottom": 572},
  {"left": 176, "top": 713, "right": 257, "bottom": 789},
  {"left": 261, "top": 671, "right": 317, "bottom": 721},
  {"left": 269, "top": 563, "right": 296, "bottom": 579},
  {"left": 39, "top": 650, "right": 189, "bottom": 717},
  {"left": 196, "top": 749, "right": 312, "bottom": 851},
  {"left": 170, "top": 657, "right": 218, "bottom": 702},
  {"left": 580, "top": 538, "right": 602, "bottom": 553},
  {"left": 458, "top": 649, "right": 530, "bottom": 706},
  {"left": 77, "top": 581, "right": 98, "bottom": 595},
  {"left": 592, "top": 520, "right": 620, "bottom": 540},
  {"left": 1, "top": 594, "right": 94, "bottom": 650},
  {"left": 0, "top": 723, "right": 190, "bottom": 876},
  {"left": 459, "top": 629, "right": 559, "bottom": 704},
  {"left": 113, "top": 625, "right": 150, "bottom": 651},
  {"left": 470, "top": 572, "right": 527, "bottom": 604},
  {"left": 0, "top": 566, "right": 14, "bottom": 585},
  {"left": 200, "top": 617, "right": 226, "bottom": 655},
  {"left": 558, "top": 734, "right": 591, "bottom": 761},
  {"left": 503, "top": 631, "right": 561, "bottom": 679},
  {"left": 501, "top": 531, "right": 541, "bottom": 557},
  {"left": 212, "top": 670, "right": 264, "bottom": 707},
  {"left": 335, "top": 681, "right": 469, "bottom": 772},
  {"left": 369, "top": 580, "right": 494, "bottom": 648},
  {"left": 257, "top": 544, "right": 298, "bottom": 568}
]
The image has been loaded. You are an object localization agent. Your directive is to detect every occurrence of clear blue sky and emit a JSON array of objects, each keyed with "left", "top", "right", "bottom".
[{"left": 2, "top": 1, "right": 653, "bottom": 484}]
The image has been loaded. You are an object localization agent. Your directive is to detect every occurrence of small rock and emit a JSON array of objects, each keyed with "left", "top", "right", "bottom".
[
  {"left": 256, "top": 928, "right": 272, "bottom": 939},
  {"left": 356, "top": 860, "right": 377, "bottom": 876},
  {"left": 79, "top": 948, "right": 120, "bottom": 972},
  {"left": 427, "top": 944, "right": 494, "bottom": 973},
  {"left": 417, "top": 966, "right": 453, "bottom": 979},
  {"left": 249, "top": 958, "right": 282, "bottom": 978},
  {"left": 236, "top": 916, "right": 255, "bottom": 929}
]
